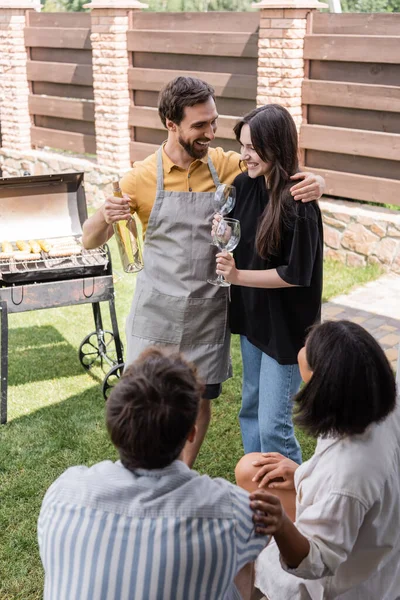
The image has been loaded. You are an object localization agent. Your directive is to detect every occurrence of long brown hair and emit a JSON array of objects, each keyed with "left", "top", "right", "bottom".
[{"left": 234, "top": 105, "right": 299, "bottom": 258}]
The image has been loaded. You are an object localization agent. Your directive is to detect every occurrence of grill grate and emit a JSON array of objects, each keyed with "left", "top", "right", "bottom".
[{"left": 0, "top": 247, "right": 108, "bottom": 277}]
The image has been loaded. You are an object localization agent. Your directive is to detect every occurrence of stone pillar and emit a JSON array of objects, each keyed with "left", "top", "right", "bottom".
[
  {"left": 253, "top": 0, "right": 326, "bottom": 130},
  {"left": 83, "top": 0, "right": 147, "bottom": 170},
  {"left": 0, "top": 1, "right": 40, "bottom": 152}
]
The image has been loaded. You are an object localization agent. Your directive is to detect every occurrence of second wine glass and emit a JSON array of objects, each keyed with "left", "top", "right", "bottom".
[{"left": 208, "top": 218, "right": 241, "bottom": 287}]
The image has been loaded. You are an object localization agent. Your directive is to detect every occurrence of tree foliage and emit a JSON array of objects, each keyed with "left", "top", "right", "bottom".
[{"left": 40, "top": 0, "right": 399, "bottom": 12}]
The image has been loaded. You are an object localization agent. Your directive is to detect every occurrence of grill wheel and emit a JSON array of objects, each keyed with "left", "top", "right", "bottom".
[
  {"left": 102, "top": 363, "right": 125, "bottom": 400},
  {"left": 79, "top": 330, "right": 122, "bottom": 371}
]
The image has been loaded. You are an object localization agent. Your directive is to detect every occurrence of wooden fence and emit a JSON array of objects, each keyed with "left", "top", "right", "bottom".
[
  {"left": 25, "top": 11, "right": 95, "bottom": 155},
  {"left": 300, "top": 12, "right": 400, "bottom": 206},
  {"left": 127, "top": 12, "right": 259, "bottom": 162}
]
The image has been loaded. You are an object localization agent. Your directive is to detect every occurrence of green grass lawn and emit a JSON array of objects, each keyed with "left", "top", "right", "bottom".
[{"left": 0, "top": 245, "right": 382, "bottom": 599}]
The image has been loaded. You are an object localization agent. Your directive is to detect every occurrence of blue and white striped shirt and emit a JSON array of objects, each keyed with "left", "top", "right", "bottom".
[{"left": 38, "top": 459, "right": 268, "bottom": 600}]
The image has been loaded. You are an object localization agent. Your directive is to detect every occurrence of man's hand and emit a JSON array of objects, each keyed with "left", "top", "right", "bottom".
[
  {"left": 250, "top": 490, "right": 286, "bottom": 536},
  {"left": 251, "top": 452, "right": 299, "bottom": 490},
  {"left": 216, "top": 251, "right": 239, "bottom": 284},
  {"left": 102, "top": 193, "right": 131, "bottom": 224},
  {"left": 290, "top": 172, "right": 325, "bottom": 202}
]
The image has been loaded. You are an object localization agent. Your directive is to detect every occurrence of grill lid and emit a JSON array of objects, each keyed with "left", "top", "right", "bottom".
[{"left": 0, "top": 172, "right": 87, "bottom": 241}]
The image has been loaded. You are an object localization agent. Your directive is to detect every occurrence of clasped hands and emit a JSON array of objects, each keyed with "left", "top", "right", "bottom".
[{"left": 249, "top": 452, "right": 299, "bottom": 535}]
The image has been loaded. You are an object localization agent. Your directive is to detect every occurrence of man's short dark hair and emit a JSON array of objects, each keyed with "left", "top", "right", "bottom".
[
  {"left": 294, "top": 320, "right": 397, "bottom": 438},
  {"left": 106, "top": 347, "right": 203, "bottom": 470},
  {"left": 158, "top": 76, "right": 215, "bottom": 128}
]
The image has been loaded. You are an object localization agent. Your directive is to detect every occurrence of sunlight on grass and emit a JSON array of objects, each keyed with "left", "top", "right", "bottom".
[{"left": 0, "top": 241, "right": 384, "bottom": 599}]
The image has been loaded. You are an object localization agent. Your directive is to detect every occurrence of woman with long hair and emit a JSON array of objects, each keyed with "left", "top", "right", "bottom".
[
  {"left": 216, "top": 104, "right": 323, "bottom": 462},
  {"left": 235, "top": 320, "right": 400, "bottom": 599}
]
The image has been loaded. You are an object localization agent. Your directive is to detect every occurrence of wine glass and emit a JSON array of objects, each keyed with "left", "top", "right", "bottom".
[
  {"left": 210, "top": 184, "right": 236, "bottom": 247},
  {"left": 208, "top": 218, "right": 241, "bottom": 288},
  {"left": 213, "top": 184, "right": 236, "bottom": 215}
]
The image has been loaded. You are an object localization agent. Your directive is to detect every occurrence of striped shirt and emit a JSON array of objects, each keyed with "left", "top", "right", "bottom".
[{"left": 38, "top": 459, "right": 268, "bottom": 600}]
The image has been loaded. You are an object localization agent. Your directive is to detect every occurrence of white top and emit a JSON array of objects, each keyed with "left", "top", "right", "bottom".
[{"left": 255, "top": 402, "right": 400, "bottom": 599}]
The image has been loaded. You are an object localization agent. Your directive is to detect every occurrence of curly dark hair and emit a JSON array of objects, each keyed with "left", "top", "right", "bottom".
[
  {"left": 158, "top": 76, "right": 215, "bottom": 128},
  {"left": 106, "top": 347, "right": 203, "bottom": 470},
  {"left": 294, "top": 320, "right": 397, "bottom": 438}
]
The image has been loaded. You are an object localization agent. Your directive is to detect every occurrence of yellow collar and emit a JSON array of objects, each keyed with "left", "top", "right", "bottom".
[{"left": 162, "top": 143, "right": 209, "bottom": 173}]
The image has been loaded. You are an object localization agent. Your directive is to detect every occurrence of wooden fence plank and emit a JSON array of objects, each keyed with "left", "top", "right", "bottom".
[
  {"left": 128, "top": 68, "right": 256, "bottom": 100},
  {"left": 31, "top": 48, "right": 92, "bottom": 65},
  {"left": 129, "top": 106, "right": 237, "bottom": 139},
  {"left": 28, "top": 11, "right": 91, "bottom": 28},
  {"left": 304, "top": 35, "right": 400, "bottom": 64},
  {"left": 312, "top": 13, "right": 400, "bottom": 35},
  {"left": 127, "top": 31, "right": 258, "bottom": 58},
  {"left": 302, "top": 80, "right": 400, "bottom": 114},
  {"left": 25, "top": 27, "right": 91, "bottom": 50},
  {"left": 307, "top": 105, "right": 400, "bottom": 135},
  {"left": 34, "top": 115, "right": 95, "bottom": 136},
  {"left": 31, "top": 126, "right": 96, "bottom": 155},
  {"left": 133, "top": 52, "right": 257, "bottom": 76},
  {"left": 130, "top": 11, "right": 259, "bottom": 32},
  {"left": 306, "top": 149, "right": 400, "bottom": 182},
  {"left": 32, "top": 82, "right": 94, "bottom": 100},
  {"left": 27, "top": 61, "right": 93, "bottom": 86},
  {"left": 304, "top": 167, "right": 400, "bottom": 206},
  {"left": 130, "top": 141, "right": 159, "bottom": 162},
  {"left": 300, "top": 124, "right": 400, "bottom": 161},
  {"left": 29, "top": 95, "right": 94, "bottom": 122},
  {"left": 309, "top": 61, "right": 400, "bottom": 87}
]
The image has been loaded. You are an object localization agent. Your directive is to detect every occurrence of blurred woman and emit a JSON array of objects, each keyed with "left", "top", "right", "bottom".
[{"left": 236, "top": 320, "right": 400, "bottom": 600}]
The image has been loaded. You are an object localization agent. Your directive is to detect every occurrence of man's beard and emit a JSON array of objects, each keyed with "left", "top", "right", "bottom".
[{"left": 178, "top": 135, "right": 209, "bottom": 160}]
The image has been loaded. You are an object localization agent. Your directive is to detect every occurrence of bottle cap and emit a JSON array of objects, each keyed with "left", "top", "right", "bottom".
[{"left": 112, "top": 181, "right": 121, "bottom": 191}]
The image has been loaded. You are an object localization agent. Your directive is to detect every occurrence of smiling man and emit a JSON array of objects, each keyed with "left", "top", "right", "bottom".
[{"left": 82, "top": 77, "right": 324, "bottom": 466}]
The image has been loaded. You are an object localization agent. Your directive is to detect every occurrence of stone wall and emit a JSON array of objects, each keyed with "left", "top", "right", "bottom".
[{"left": 322, "top": 198, "right": 400, "bottom": 274}]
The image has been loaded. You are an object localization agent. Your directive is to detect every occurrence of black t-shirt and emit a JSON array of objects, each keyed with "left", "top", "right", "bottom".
[{"left": 229, "top": 172, "right": 323, "bottom": 365}]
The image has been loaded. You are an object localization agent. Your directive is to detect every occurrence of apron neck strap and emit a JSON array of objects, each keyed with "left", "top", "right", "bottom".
[
  {"left": 156, "top": 145, "right": 222, "bottom": 191},
  {"left": 156, "top": 146, "right": 165, "bottom": 192},
  {"left": 207, "top": 155, "right": 221, "bottom": 189}
]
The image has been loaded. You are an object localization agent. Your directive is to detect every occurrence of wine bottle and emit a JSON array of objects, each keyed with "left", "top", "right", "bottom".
[{"left": 112, "top": 182, "right": 144, "bottom": 273}]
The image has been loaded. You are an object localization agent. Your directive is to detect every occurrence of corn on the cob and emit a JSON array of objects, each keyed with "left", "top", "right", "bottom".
[
  {"left": 16, "top": 240, "right": 30, "bottom": 252},
  {"left": 0, "top": 252, "right": 13, "bottom": 260},
  {"left": 29, "top": 240, "right": 41, "bottom": 254},
  {"left": 1, "top": 241, "right": 13, "bottom": 253},
  {"left": 38, "top": 239, "right": 51, "bottom": 253}
]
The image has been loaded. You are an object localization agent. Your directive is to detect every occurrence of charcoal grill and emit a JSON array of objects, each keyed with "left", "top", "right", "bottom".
[{"left": 0, "top": 172, "right": 124, "bottom": 424}]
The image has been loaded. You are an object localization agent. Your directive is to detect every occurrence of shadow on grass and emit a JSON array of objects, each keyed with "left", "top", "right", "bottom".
[
  {"left": 7, "top": 325, "right": 105, "bottom": 385},
  {"left": 0, "top": 385, "right": 118, "bottom": 600}
]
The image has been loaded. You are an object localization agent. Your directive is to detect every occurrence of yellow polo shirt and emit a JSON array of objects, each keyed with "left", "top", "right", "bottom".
[{"left": 120, "top": 146, "right": 243, "bottom": 235}]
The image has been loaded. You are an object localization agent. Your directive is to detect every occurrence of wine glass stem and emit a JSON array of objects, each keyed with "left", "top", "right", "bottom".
[{"left": 217, "top": 274, "right": 225, "bottom": 284}]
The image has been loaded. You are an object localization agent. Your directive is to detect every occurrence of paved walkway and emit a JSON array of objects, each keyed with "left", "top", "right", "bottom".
[{"left": 322, "top": 273, "right": 400, "bottom": 373}]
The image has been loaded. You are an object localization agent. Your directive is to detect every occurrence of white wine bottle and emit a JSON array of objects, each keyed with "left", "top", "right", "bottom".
[{"left": 112, "top": 182, "right": 144, "bottom": 273}]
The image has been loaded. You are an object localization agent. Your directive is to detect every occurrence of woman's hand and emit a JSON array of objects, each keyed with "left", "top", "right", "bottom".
[
  {"left": 216, "top": 251, "right": 239, "bottom": 284},
  {"left": 250, "top": 490, "right": 286, "bottom": 535},
  {"left": 102, "top": 193, "right": 131, "bottom": 224},
  {"left": 251, "top": 452, "right": 299, "bottom": 490},
  {"left": 211, "top": 213, "right": 223, "bottom": 237},
  {"left": 290, "top": 172, "right": 325, "bottom": 202}
]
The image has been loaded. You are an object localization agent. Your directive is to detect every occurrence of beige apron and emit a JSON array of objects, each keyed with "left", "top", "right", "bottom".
[{"left": 125, "top": 147, "right": 232, "bottom": 385}]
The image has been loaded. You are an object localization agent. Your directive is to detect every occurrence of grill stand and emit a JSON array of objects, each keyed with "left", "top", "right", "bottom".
[
  {"left": 0, "top": 301, "right": 8, "bottom": 425},
  {"left": 0, "top": 249, "right": 125, "bottom": 425}
]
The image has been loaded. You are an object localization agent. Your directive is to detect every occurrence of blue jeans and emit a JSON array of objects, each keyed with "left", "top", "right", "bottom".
[{"left": 239, "top": 336, "right": 302, "bottom": 463}]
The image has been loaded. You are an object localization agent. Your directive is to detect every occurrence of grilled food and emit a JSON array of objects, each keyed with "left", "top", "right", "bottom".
[
  {"left": 14, "top": 251, "right": 41, "bottom": 261},
  {"left": 2, "top": 241, "right": 13, "bottom": 253},
  {"left": 16, "top": 240, "right": 30, "bottom": 252},
  {"left": 38, "top": 239, "right": 51, "bottom": 253},
  {"left": 29, "top": 240, "right": 41, "bottom": 254}
]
